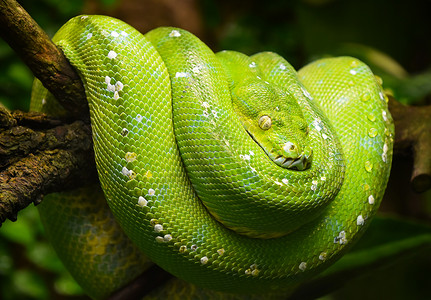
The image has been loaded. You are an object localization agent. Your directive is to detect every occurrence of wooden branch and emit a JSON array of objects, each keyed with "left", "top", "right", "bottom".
[
  {"left": 0, "top": 0, "right": 88, "bottom": 120},
  {"left": 0, "top": 104, "right": 97, "bottom": 224},
  {"left": 389, "top": 97, "right": 431, "bottom": 192}
]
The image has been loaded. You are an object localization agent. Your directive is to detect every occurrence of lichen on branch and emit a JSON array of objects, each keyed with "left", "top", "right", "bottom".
[{"left": 0, "top": 104, "right": 97, "bottom": 224}]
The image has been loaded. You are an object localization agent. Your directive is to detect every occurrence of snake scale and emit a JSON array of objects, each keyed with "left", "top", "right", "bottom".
[{"left": 30, "top": 15, "right": 394, "bottom": 299}]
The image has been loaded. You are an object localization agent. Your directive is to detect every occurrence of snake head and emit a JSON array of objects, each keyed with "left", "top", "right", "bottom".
[
  {"left": 233, "top": 80, "right": 313, "bottom": 170},
  {"left": 258, "top": 114, "right": 313, "bottom": 170}
]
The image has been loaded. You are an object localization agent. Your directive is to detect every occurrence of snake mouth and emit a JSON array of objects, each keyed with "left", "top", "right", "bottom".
[
  {"left": 272, "top": 151, "right": 312, "bottom": 170},
  {"left": 245, "top": 130, "right": 312, "bottom": 170}
]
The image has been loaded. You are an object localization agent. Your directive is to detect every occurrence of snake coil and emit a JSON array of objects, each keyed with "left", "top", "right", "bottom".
[{"left": 31, "top": 15, "right": 394, "bottom": 299}]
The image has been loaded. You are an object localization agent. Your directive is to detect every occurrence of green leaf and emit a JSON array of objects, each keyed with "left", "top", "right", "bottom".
[
  {"left": 0, "top": 209, "right": 38, "bottom": 246},
  {"left": 12, "top": 269, "right": 49, "bottom": 299},
  {"left": 26, "top": 242, "right": 65, "bottom": 273},
  {"left": 54, "top": 271, "right": 85, "bottom": 296}
]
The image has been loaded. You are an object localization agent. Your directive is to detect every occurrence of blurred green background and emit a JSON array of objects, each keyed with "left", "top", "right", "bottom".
[{"left": 0, "top": 0, "right": 430, "bottom": 299}]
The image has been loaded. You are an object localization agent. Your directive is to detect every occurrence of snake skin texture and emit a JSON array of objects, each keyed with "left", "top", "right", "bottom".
[{"left": 31, "top": 15, "right": 394, "bottom": 298}]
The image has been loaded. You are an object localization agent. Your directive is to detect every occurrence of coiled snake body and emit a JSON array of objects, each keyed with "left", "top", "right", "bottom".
[{"left": 31, "top": 15, "right": 394, "bottom": 298}]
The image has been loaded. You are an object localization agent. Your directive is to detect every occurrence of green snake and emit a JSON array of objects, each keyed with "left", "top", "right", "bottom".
[{"left": 30, "top": 15, "right": 394, "bottom": 298}]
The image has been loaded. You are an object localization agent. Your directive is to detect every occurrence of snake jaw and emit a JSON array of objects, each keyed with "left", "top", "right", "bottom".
[
  {"left": 273, "top": 149, "right": 312, "bottom": 170},
  {"left": 290, "top": 150, "right": 313, "bottom": 170},
  {"left": 270, "top": 141, "right": 313, "bottom": 170}
]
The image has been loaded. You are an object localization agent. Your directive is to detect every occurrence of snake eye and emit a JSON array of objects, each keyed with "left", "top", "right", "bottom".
[{"left": 258, "top": 115, "right": 272, "bottom": 130}]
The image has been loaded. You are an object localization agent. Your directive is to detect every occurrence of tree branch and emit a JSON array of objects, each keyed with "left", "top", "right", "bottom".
[
  {"left": 0, "top": 104, "right": 97, "bottom": 224},
  {"left": 389, "top": 97, "right": 431, "bottom": 192},
  {"left": 0, "top": 0, "right": 88, "bottom": 120}
]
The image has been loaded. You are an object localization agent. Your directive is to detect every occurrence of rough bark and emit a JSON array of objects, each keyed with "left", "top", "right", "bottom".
[
  {"left": 0, "top": 0, "right": 88, "bottom": 120},
  {"left": 0, "top": 105, "right": 97, "bottom": 224},
  {"left": 389, "top": 97, "right": 431, "bottom": 193}
]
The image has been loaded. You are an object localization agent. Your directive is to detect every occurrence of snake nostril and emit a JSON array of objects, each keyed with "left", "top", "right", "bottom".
[{"left": 283, "top": 142, "right": 298, "bottom": 155}]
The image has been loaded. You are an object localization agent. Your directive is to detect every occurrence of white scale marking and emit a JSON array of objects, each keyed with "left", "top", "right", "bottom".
[
  {"left": 107, "top": 83, "right": 115, "bottom": 92},
  {"left": 137, "top": 196, "right": 147, "bottom": 207},
  {"left": 169, "top": 30, "right": 181, "bottom": 37},
  {"left": 154, "top": 224, "right": 163, "bottom": 233},
  {"left": 115, "top": 81, "right": 124, "bottom": 91},
  {"left": 357, "top": 215, "right": 365, "bottom": 226},
  {"left": 299, "top": 262, "right": 307, "bottom": 271},
  {"left": 108, "top": 50, "right": 117, "bottom": 59},
  {"left": 175, "top": 72, "right": 190, "bottom": 78}
]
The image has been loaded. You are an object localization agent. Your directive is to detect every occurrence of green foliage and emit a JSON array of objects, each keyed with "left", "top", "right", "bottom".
[
  {"left": 0, "top": 205, "right": 84, "bottom": 299},
  {"left": 0, "top": 42, "right": 33, "bottom": 111},
  {"left": 319, "top": 216, "right": 431, "bottom": 299}
]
